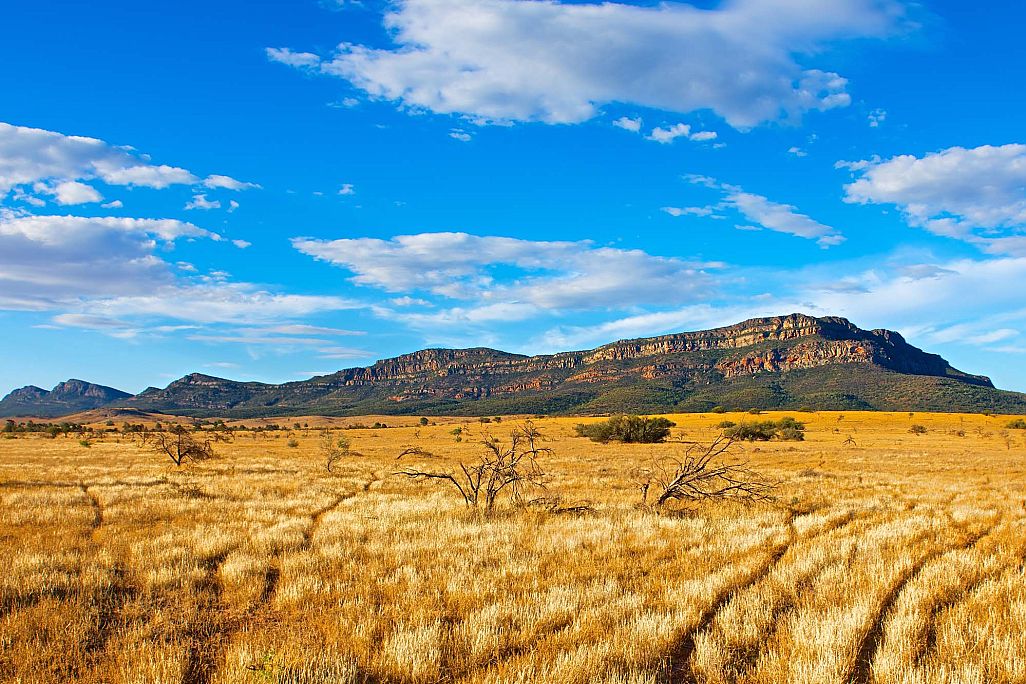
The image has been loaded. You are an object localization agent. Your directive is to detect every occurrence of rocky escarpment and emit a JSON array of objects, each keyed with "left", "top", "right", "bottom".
[{"left": 5, "top": 314, "right": 1019, "bottom": 418}]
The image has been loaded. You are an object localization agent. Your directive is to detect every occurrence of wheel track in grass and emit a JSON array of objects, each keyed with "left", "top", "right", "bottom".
[
  {"left": 183, "top": 473, "right": 383, "bottom": 684},
  {"left": 846, "top": 515, "right": 1001, "bottom": 684},
  {"left": 912, "top": 517, "right": 1025, "bottom": 668},
  {"left": 655, "top": 506, "right": 874, "bottom": 684},
  {"left": 181, "top": 550, "right": 232, "bottom": 684},
  {"left": 77, "top": 484, "right": 140, "bottom": 675}
]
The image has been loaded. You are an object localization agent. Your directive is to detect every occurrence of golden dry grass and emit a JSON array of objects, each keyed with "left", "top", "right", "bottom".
[{"left": 2, "top": 411, "right": 1025, "bottom": 684}]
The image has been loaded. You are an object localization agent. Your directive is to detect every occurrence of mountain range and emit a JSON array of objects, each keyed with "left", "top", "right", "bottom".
[
  {"left": 4, "top": 314, "right": 1026, "bottom": 419},
  {"left": 0, "top": 379, "right": 131, "bottom": 419}
]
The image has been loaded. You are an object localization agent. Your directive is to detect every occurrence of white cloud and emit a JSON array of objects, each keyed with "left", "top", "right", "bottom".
[
  {"left": 788, "top": 146, "right": 808, "bottom": 157},
  {"left": 281, "top": 0, "right": 903, "bottom": 128},
  {"left": 669, "top": 176, "right": 842, "bottom": 246},
  {"left": 536, "top": 254, "right": 1026, "bottom": 363},
  {"left": 0, "top": 121, "right": 256, "bottom": 196},
  {"left": 868, "top": 108, "right": 887, "bottom": 127},
  {"left": 228, "top": 200, "right": 240, "bottom": 212},
  {"left": 690, "top": 130, "right": 718, "bottom": 142},
  {"left": 203, "top": 174, "right": 260, "bottom": 191},
  {"left": 0, "top": 209, "right": 358, "bottom": 344},
  {"left": 259, "top": 324, "right": 364, "bottom": 336},
  {"left": 646, "top": 123, "right": 691, "bottom": 144},
  {"left": 232, "top": 239, "right": 252, "bottom": 249},
  {"left": 101, "top": 199, "right": 123, "bottom": 209},
  {"left": 662, "top": 206, "right": 715, "bottom": 217},
  {"left": 293, "top": 232, "right": 722, "bottom": 317},
  {"left": 338, "top": 183, "right": 356, "bottom": 195},
  {"left": 266, "top": 47, "right": 322, "bottom": 69},
  {"left": 0, "top": 214, "right": 220, "bottom": 309},
  {"left": 390, "top": 296, "right": 433, "bottom": 307},
  {"left": 45, "top": 180, "right": 103, "bottom": 205},
  {"left": 99, "top": 164, "right": 198, "bottom": 189},
  {"left": 842, "top": 144, "right": 1026, "bottom": 253},
  {"left": 727, "top": 191, "right": 844, "bottom": 247},
  {"left": 612, "top": 116, "right": 642, "bottom": 133},
  {"left": 449, "top": 129, "right": 472, "bottom": 142},
  {"left": 67, "top": 286, "right": 360, "bottom": 328},
  {"left": 185, "top": 193, "right": 221, "bottom": 210}
]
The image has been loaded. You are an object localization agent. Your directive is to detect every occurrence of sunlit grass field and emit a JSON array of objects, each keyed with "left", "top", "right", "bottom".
[{"left": 2, "top": 411, "right": 1025, "bottom": 684}]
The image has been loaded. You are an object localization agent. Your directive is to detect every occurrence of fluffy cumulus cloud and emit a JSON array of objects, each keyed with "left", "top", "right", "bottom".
[
  {"left": 0, "top": 213, "right": 219, "bottom": 309},
  {"left": 292, "top": 232, "right": 723, "bottom": 323},
  {"left": 0, "top": 211, "right": 353, "bottom": 337},
  {"left": 271, "top": 0, "right": 904, "bottom": 128},
  {"left": 842, "top": 144, "right": 1026, "bottom": 254},
  {"left": 0, "top": 122, "right": 257, "bottom": 202}
]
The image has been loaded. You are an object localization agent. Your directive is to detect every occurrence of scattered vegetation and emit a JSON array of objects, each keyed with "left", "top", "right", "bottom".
[
  {"left": 2, "top": 411, "right": 1024, "bottom": 684},
  {"left": 575, "top": 414, "right": 676, "bottom": 443},
  {"left": 723, "top": 416, "right": 806, "bottom": 441},
  {"left": 909, "top": 424, "right": 928, "bottom": 435},
  {"left": 1006, "top": 418, "right": 1026, "bottom": 429}
]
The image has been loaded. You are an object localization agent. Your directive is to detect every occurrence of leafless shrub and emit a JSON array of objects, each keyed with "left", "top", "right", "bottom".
[
  {"left": 396, "top": 446, "right": 435, "bottom": 460},
  {"left": 397, "top": 420, "right": 549, "bottom": 512},
  {"left": 144, "top": 425, "right": 223, "bottom": 466},
  {"left": 527, "top": 495, "right": 595, "bottom": 515},
  {"left": 633, "top": 435, "right": 776, "bottom": 511}
]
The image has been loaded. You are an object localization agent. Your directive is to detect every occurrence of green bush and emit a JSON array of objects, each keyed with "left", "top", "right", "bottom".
[
  {"left": 710, "top": 406, "right": 727, "bottom": 414},
  {"left": 724, "top": 417, "right": 806, "bottom": 441},
  {"left": 286, "top": 438, "right": 300, "bottom": 448},
  {"left": 778, "top": 427, "right": 805, "bottom": 441},
  {"left": 909, "top": 424, "right": 928, "bottom": 435},
  {"left": 1006, "top": 418, "right": 1026, "bottom": 429},
  {"left": 716, "top": 420, "right": 736, "bottom": 428},
  {"left": 575, "top": 415, "right": 676, "bottom": 443}
]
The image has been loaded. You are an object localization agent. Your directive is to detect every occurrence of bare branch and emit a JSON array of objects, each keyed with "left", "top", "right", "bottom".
[{"left": 636, "top": 436, "right": 777, "bottom": 511}]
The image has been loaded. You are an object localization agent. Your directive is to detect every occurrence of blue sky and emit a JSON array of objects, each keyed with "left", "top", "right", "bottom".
[{"left": 3, "top": 0, "right": 1026, "bottom": 395}]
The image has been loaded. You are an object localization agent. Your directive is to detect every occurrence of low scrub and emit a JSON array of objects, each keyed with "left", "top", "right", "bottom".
[
  {"left": 1006, "top": 418, "right": 1026, "bottom": 429},
  {"left": 575, "top": 415, "right": 676, "bottom": 443},
  {"left": 723, "top": 417, "right": 805, "bottom": 441}
]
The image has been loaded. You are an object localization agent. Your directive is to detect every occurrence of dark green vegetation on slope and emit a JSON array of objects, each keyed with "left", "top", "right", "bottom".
[
  {"left": 4, "top": 314, "right": 1026, "bottom": 418},
  {"left": 0, "top": 380, "right": 130, "bottom": 418}
]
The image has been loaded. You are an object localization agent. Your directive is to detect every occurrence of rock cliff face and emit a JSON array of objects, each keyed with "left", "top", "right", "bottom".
[{"left": 4, "top": 314, "right": 1020, "bottom": 418}]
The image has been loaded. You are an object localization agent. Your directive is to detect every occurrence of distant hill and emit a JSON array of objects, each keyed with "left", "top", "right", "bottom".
[
  {"left": 5, "top": 314, "right": 1026, "bottom": 419},
  {"left": 0, "top": 379, "right": 131, "bottom": 418}
]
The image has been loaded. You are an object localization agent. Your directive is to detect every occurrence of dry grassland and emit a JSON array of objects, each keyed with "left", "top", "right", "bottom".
[{"left": 2, "top": 411, "right": 1025, "bottom": 684}]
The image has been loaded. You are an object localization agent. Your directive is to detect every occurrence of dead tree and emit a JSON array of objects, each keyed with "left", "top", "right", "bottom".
[
  {"left": 634, "top": 435, "right": 776, "bottom": 511},
  {"left": 397, "top": 421, "right": 549, "bottom": 512},
  {"left": 145, "top": 425, "right": 220, "bottom": 466}
]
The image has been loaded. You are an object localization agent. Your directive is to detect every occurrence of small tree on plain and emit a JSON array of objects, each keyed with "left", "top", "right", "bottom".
[
  {"left": 634, "top": 435, "right": 776, "bottom": 511},
  {"left": 398, "top": 421, "right": 549, "bottom": 512},
  {"left": 320, "top": 430, "right": 351, "bottom": 473},
  {"left": 146, "top": 425, "right": 221, "bottom": 466}
]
